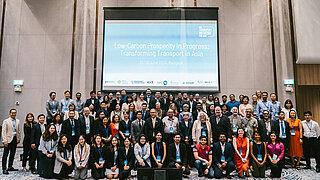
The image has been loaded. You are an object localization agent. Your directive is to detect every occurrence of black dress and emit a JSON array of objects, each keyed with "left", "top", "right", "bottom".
[
  {"left": 22, "top": 122, "right": 33, "bottom": 167},
  {"left": 151, "top": 141, "right": 165, "bottom": 167}
]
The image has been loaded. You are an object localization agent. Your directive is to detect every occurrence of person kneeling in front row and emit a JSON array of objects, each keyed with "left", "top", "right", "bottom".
[
  {"left": 167, "top": 133, "right": 190, "bottom": 175},
  {"left": 212, "top": 133, "right": 235, "bottom": 179},
  {"left": 193, "top": 135, "right": 214, "bottom": 178}
]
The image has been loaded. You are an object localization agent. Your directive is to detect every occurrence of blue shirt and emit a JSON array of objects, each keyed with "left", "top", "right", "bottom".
[
  {"left": 257, "top": 100, "right": 273, "bottom": 120},
  {"left": 269, "top": 101, "right": 282, "bottom": 120},
  {"left": 226, "top": 101, "right": 241, "bottom": 111}
]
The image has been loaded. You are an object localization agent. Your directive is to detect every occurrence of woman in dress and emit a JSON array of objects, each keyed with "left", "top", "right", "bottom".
[
  {"left": 266, "top": 131, "right": 285, "bottom": 178},
  {"left": 118, "top": 137, "right": 135, "bottom": 180},
  {"left": 106, "top": 137, "right": 120, "bottom": 179},
  {"left": 151, "top": 131, "right": 167, "bottom": 168},
  {"left": 286, "top": 109, "right": 303, "bottom": 169},
  {"left": 90, "top": 134, "right": 107, "bottom": 179},
  {"left": 250, "top": 131, "right": 267, "bottom": 178},
  {"left": 22, "top": 113, "right": 36, "bottom": 172},
  {"left": 233, "top": 128, "right": 250, "bottom": 178}
]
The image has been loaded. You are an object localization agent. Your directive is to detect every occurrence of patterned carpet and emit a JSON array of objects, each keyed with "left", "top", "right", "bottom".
[{"left": 0, "top": 148, "right": 319, "bottom": 179}]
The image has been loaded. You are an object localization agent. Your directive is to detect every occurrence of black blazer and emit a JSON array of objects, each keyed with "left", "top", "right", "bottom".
[
  {"left": 258, "top": 119, "right": 278, "bottom": 142},
  {"left": 85, "top": 98, "right": 100, "bottom": 112},
  {"left": 144, "top": 95, "right": 156, "bottom": 109},
  {"left": 118, "top": 146, "right": 135, "bottom": 169},
  {"left": 90, "top": 145, "right": 107, "bottom": 168},
  {"left": 31, "top": 123, "right": 46, "bottom": 147},
  {"left": 175, "top": 99, "right": 187, "bottom": 112},
  {"left": 179, "top": 119, "right": 193, "bottom": 141},
  {"left": 79, "top": 115, "right": 95, "bottom": 139},
  {"left": 187, "top": 100, "right": 197, "bottom": 112},
  {"left": 110, "top": 99, "right": 124, "bottom": 112},
  {"left": 143, "top": 117, "right": 163, "bottom": 142},
  {"left": 128, "top": 111, "right": 136, "bottom": 121},
  {"left": 119, "top": 120, "right": 132, "bottom": 137},
  {"left": 210, "top": 115, "right": 232, "bottom": 142},
  {"left": 23, "top": 123, "right": 34, "bottom": 145},
  {"left": 212, "top": 142, "right": 234, "bottom": 166},
  {"left": 167, "top": 143, "right": 188, "bottom": 167},
  {"left": 105, "top": 147, "right": 120, "bottom": 169},
  {"left": 275, "top": 120, "right": 291, "bottom": 141},
  {"left": 61, "top": 118, "right": 81, "bottom": 139},
  {"left": 98, "top": 124, "right": 112, "bottom": 144},
  {"left": 141, "top": 110, "right": 150, "bottom": 120}
]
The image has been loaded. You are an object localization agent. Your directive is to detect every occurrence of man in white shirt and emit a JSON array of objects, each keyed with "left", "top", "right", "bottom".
[
  {"left": 301, "top": 111, "right": 320, "bottom": 171},
  {"left": 163, "top": 109, "right": 179, "bottom": 145},
  {"left": 2, "top": 109, "right": 20, "bottom": 174}
]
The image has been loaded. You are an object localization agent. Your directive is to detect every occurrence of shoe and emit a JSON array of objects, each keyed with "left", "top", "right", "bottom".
[
  {"left": 227, "top": 174, "right": 232, "bottom": 179},
  {"left": 304, "top": 166, "right": 311, "bottom": 169},
  {"left": 3, "top": 170, "right": 9, "bottom": 175},
  {"left": 7, "top": 167, "right": 18, "bottom": 171},
  {"left": 198, "top": 173, "right": 204, "bottom": 177},
  {"left": 31, "top": 170, "right": 38, "bottom": 174}
]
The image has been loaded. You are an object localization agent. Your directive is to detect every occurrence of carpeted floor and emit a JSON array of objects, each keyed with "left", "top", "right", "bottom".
[{"left": 0, "top": 148, "right": 319, "bottom": 179}]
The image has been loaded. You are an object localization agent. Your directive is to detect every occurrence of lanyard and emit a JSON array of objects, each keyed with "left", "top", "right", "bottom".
[
  {"left": 11, "top": 118, "right": 16, "bottom": 131},
  {"left": 98, "top": 147, "right": 102, "bottom": 158},
  {"left": 65, "top": 98, "right": 70, "bottom": 108},
  {"left": 79, "top": 145, "right": 84, "bottom": 161},
  {"left": 200, "top": 147, "right": 206, "bottom": 158},
  {"left": 76, "top": 100, "right": 81, "bottom": 109},
  {"left": 266, "top": 121, "right": 270, "bottom": 133},
  {"left": 64, "top": 149, "right": 68, "bottom": 160},
  {"left": 306, "top": 121, "right": 312, "bottom": 132},
  {"left": 271, "top": 144, "right": 277, "bottom": 155},
  {"left": 169, "top": 119, "right": 174, "bottom": 127},
  {"left": 239, "top": 138, "right": 244, "bottom": 149},
  {"left": 202, "top": 123, "right": 206, "bottom": 130},
  {"left": 104, "top": 125, "right": 109, "bottom": 137},
  {"left": 290, "top": 119, "right": 295, "bottom": 129},
  {"left": 176, "top": 144, "right": 180, "bottom": 156},
  {"left": 256, "top": 142, "right": 262, "bottom": 154},
  {"left": 141, "top": 146, "right": 144, "bottom": 155},
  {"left": 156, "top": 142, "right": 161, "bottom": 156},
  {"left": 124, "top": 148, "right": 128, "bottom": 161},
  {"left": 125, "top": 121, "right": 129, "bottom": 130}
]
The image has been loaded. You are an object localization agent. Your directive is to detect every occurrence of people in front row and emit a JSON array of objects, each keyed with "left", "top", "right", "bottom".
[{"left": 193, "top": 135, "right": 214, "bottom": 178}]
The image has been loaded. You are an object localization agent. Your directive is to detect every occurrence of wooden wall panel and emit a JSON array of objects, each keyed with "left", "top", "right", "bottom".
[
  {"left": 296, "top": 86, "right": 320, "bottom": 124},
  {"left": 297, "top": 65, "right": 320, "bottom": 85}
]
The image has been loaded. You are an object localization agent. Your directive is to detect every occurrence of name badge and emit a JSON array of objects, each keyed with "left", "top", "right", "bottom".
[
  {"left": 282, "top": 132, "right": 286, "bottom": 138},
  {"left": 86, "top": 126, "right": 90, "bottom": 132},
  {"left": 185, "top": 136, "right": 189, "bottom": 140},
  {"left": 240, "top": 149, "right": 243, "bottom": 155},
  {"left": 156, "top": 156, "right": 161, "bottom": 162},
  {"left": 201, "top": 131, "right": 207, "bottom": 136},
  {"left": 272, "top": 154, "right": 278, "bottom": 160},
  {"left": 78, "top": 109, "right": 81, "bottom": 112},
  {"left": 64, "top": 107, "right": 68, "bottom": 111},
  {"left": 233, "top": 127, "right": 237, "bottom": 132},
  {"left": 125, "top": 130, "right": 129, "bottom": 136},
  {"left": 254, "top": 110, "right": 257, "bottom": 114},
  {"left": 176, "top": 156, "right": 181, "bottom": 163},
  {"left": 99, "top": 157, "right": 104, "bottom": 164},
  {"left": 115, "top": 134, "right": 119, "bottom": 138},
  {"left": 50, "top": 147, "right": 54, "bottom": 153},
  {"left": 124, "top": 160, "right": 128, "bottom": 166},
  {"left": 275, "top": 112, "right": 279, "bottom": 116},
  {"left": 291, "top": 130, "right": 295, "bottom": 136},
  {"left": 221, "top": 155, "right": 226, "bottom": 162},
  {"left": 257, "top": 154, "right": 263, "bottom": 161},
  {"left": 202, "top": 161, "right": 207, "bottom": 166},
  {"left": 245, "top": 128, "right": 248, "bottom": 133},
  {"left": 72, "top": 130, "right": 75, "bottom": 136},
  {"left": 170, "top": 127, "right": 173, "bottom": 133},
  {"left": 52, "top": 108, "right": 56, "bottom": 113}
]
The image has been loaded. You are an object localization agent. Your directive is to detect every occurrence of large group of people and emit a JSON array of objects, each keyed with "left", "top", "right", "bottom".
[{"left": 1, "top": 89, "right": 320, "bottom": 179}]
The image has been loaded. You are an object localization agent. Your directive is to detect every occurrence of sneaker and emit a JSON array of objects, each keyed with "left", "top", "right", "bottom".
[{"left": 3, "top": 170, "right": 9, "bottom": 175}]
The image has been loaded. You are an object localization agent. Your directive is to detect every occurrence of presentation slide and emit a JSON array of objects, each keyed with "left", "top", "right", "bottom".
[{"left": 102, "top": 20, "right": 219, "bottom": 91}]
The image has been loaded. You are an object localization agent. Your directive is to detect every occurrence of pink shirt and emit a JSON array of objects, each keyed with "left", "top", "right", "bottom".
[{"left": 266, "top": 142, "right": 284, "bottom": 160}]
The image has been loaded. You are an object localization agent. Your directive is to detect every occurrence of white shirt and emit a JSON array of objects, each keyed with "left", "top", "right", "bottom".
[
  {"left": 220, "top": 142, "right": 225, "bottom": 154},
  {"left": 265, "top": 121, "right": 271, "bottom": 134},
  {"left": 184, "top": 121, "right": 188, "bottom": 127},
  {"left": 278, "top": 120, "right": 287, "bottom": 138},
  {"left": 302, "top": 120, "right": 320, "bottom": 138},
  {"left": 175, "top": 143, "right": 180, "bottom": 156},
  {"left": 85, "top": 115, "right": 90, "bottom": 134}
]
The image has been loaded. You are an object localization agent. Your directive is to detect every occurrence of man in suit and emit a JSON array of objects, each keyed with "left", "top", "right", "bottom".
[
  {"left": 143, "top": 108, "right": 163, "bottom": 143},
  {"left": 210, "top": 106, "right": 232, "bottom": 143},
  {"left": 46, "top": 91, "right": 59, "bottom": 124},
  {"left": 61, "top": 110, "right": 81, "bottom": 148},
  {"left": 192, "top": 102, "right": 203, "bottom": 120},
  {"left": 154, "top": 91, "right": 165, "bottom": 110},
  {"left": 141, "top": 103, "right": 150, "bottom": 120},
  {"left": 167, "top": 133, "right": 190, "bottom": 175},
  {"left": 144, "top": 88, "right": 156, "bottom": 109},
  {"left": 2, "top": 109, "right": 21, "bottom": 174},
  {"left": 258, "top": 110, "right": 278, "bottom": 142},
  {"left": 187, "top": 94, "right": 197, "bottom": 113},
  {"left": 212, "top": 133, "right": 235, "bottom": 179},
  {"left": 79, "top": 107, "right": 94, "bottom": 144},
  {"left": 85, "top": 91, "right": 100, "bottom": 112},
  {"left": 276, "top": 111, "right": 290, "bottom": 153},
  {"left": 131, "top": 111, "right": 145, "bottom": 144},
  {"left": 179, "top": 112, "right": 194, "bottom": 167},
  {"left": 30, "top": 114, "right": 46, "bottom": 174},
  {"left": 110, "top": 91, "right": 124, "bottom": 111},
  {"left": 175, "top": 92, "right": 186, "bottom": 112}
]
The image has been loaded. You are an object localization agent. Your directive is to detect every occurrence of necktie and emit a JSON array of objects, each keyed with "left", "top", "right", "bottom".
[
  {"left": 153, "top": 118, "right": 156, "bottom": 137},
  {"left": 217, "top": 117, "right": 220, "bottom": 124},
  {"left": 139, "top": 120, "right": 142, "bottom": 129},
  {"left": 281, "top": 121, "right": 284, "bottom": 134}
]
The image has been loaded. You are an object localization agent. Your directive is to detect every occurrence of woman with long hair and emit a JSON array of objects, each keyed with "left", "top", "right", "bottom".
[
  {"left": 22, "top": 113, "right": 36, "bottom": 172},
  {"left": 98, "top": 117, "right": 112, "bottom": 146},
  {"left": 74, "top": 135, "right": 90, "bottom": 180},
  {"left": 250, "top": 131, "right": 267, "bottom": 178},
  {"left": 266, "top": 131, "right": 285, "bottom": 178},
  {"left": 134, "top": 134, "right": 151, "bottom": 168},
  {"left": 38, "top": 123, "right": 58, "bottom": 178},
  {"left": 106, "top": 137, "right": 120, "bottom": 179},
  {"left": 110, "top": 114, "right": 121, "bottom": 139},
  {"left": 119, "top": 137, "right": 135, "bottom": 179},
  {"left": 103, "top": 95, "right": 111, "bottom": 113},
  {"left": 122, "top": 96, "right": 133, "bottom": 112},
  {"left": 90, "top": 134, "right": 107, "bottom": 179},
  {"left": 119, "top": 111, "right": 132, "bottom": 141},
  {"left": 233, "top": 128, "right": 250, "bottom": 178},
  {"left": 281, "top": 99, "right": 297, "bottom": 120},
  {"left": 53, "top": 134, "right": 73, "bottom": 179},
  {"left": 93, "top": 111, "right": 106, "bottom": 133},
  {"left": 192, "top": 112, "right": 213, "bottom": 146},
  {"left": 151, "top": 131, "right": 167, "bottom": 168},
  {"left": 128, "top": 103, "right": 136, "bottom": 121},
  {"left": 286, "top": 109, "right": 303, "bottom": 169}
]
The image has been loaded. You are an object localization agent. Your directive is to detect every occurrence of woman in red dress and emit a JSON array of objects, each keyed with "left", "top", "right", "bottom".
[{"left": 233, "top": 128, "right": 250, "bottom": 178}]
